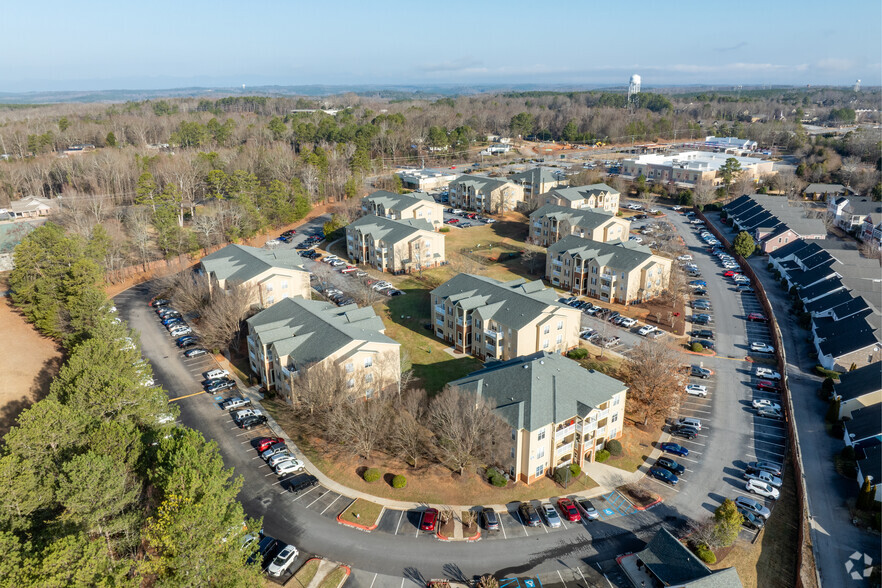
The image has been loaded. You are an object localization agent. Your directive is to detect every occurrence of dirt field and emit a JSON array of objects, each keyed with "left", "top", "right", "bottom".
[{"left": 0, "top": 292, "right": 63, "bottom": 438}]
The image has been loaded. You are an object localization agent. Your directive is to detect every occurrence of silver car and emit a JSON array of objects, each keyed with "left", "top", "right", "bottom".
[{"left": 541, "top": 503, "right": 562, "bottom": 528}]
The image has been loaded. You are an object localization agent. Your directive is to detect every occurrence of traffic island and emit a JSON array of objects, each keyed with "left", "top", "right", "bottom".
[
  {"left": 617, "top": 483, "right": 663, "bottom": 511},
  {"left": 337, "top": 498, "right": 384, "bottom": 532},
  {"left": 461, "top": 511, "right": 481, "bottom": 541}
]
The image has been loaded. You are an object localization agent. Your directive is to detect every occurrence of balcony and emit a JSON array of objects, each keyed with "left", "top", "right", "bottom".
[
  {"left": 456, "top": 317, "right": 472, "bottom": 327},
  {"left": 601, "top": 285, "right": 610, "bottom": 293},
  {"left": 555, "top": 442, "right": 574, "bottom": 456},
  {"left": 599, "top": 408, "right": 609, "bottom": 419},
  {"left": 555, "top": 424, "right": 575, "bottom": 439},
  {"left": 552, "top": 259, "right": 563, "bottom": 267},
  {"left": 574, "top": 267, "right": 586, "bottom": 274},
  {"left": 533, "top": 222, "right": 542, "bottom": 228},
  {"left": 435, "top": 318, "right": 444, "bottom": 327},
  {"left": 600, "top": 273, "right": 614, "bottom": 282},
  {"left": 485, "top": 329, "right": 503, "bottom": 340},
  {"left": 434, "top": 305, "right": 446, "bottom": 316}
]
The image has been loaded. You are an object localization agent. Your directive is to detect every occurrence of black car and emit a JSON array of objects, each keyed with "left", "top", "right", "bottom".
[
  {"left": 151, "top": 298, "right": 170, "bottom": 307},
  {"left": 206, "top": 379, "right": 236, "bottom": 393},
  {"left": 239, "top": 415, "right": 268, "bottom": 429},
  {"left": 693, "top": 288, "right": 708, "bottom": 296},
  {"left": 738, "top": 507, "right": 765, "bottom": 530},
  {"left": 690, "top": 338, "right": 715, "bottom": 350},
  {"left": 649, "top": 467, "right": 679, "bottom": 485},
  {"left": 691, "top": 329, "right": 714, "bottom": 339},
  {"left": 176, "top": 335, "right": 199, "bottom": 344},
  {"left": 481, "top": 507, "right": 499, "bottom": 531},
  {"left": 656, "top": 456, "right": 686, "bottom": 475},
  {"left": 671, "top": 425, "right": 698, "bottom": 440},
  {"left": 518, "top": 502, "right": 541, "bottom": 527},
  {"left": 691, "top": 316, "right": 710, "bottom": 326},
  {"left": 176, "top": 339, "right": 200, "bottom": 349},
  {"left": 183, "top": 347, "right": 209, "bottom": 358},
  {"left": 287, "top": 474, "right": 319, "bottom": 494}
]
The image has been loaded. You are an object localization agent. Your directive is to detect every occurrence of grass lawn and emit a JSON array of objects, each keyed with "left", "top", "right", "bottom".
[
  {"left": 605, "top": 421, "right": 658, "bottom": 473},
  {"left": 318, "top": 567, "right": 349, "bottom": 588},
  {"left": 290, "top": 559, "right": 320, "bottom": 588},
  {"left": 338, "top": 498, "right": 383, "bottom": 527}
]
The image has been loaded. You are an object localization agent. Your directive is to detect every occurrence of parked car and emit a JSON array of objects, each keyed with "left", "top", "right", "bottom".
[
  {"left": 481, "top": 507, "right": 499, "bottom": 531},
  {"left": 757, "top": 406, "right": 784, "bottom": 420},
  {"left": 690, "top": 339, "right": 715, "bottom": 351},
  {"left": 540, "top": 503, "right": 562, "bottom": 528},
  {"left": 736, "top": 285, "right": 756, "bottom": 293},
  {"left": 619, "top": 317, "right": 637, "bottom": 328},
  {"left": 750, "top": 342, "right": 775, "bottom": 353},
  {"left": 239, "top": 414, "right": 268, "bottom": 429},
  {"left": 274, "top": 458, "right": 304, "bottom": 475},
  {"left": 691, "top": 329, "right": 714, "bottom": 339},
  {"left": 266, "top": 544, "right": 299, "bottom": 577},
  {"left": 744, "top": 469, "right": 782, "bottom": 488},
  {"left": 747, "top": 312, "right": 769, "bottom": 322},
  {"left": 689, "top": 280, "right": 707, "bottom": 288},
  {"left": 287, "top": 474, "right": 319, "bottom": 494},
  {"left": 739, "top": 508, "right": 766, "bottom": 530},
  {"left": 685, "top": 384, "right": 708, "bottom": 397},
  {"left": 649, "top": 467, "right": 679, "bottom": 485},
  {"left": 756, "top": 380, "right": 781, "bottom": 392},
  {"left": 169, "top": 326, "right": 192, "bottom": 337},
  {"left": 176, "top": 338, "right": 199, "bottom": 349},
  {"left": 151, "top": 298, "right": 170, "bottom": 307},
  {"left": 420, "top": 508, "right": 438, "bottom": 532},
  {"left": 723, "top": 270, "right": 739, "bottom": 277},
  {"left": 256, "top": 437, "right": 285, "bottom": 452},
  {"left": 518, "top": 502, "right": 542, "bottom": 527},
  {"left": 183, "top": 347, "right": 208, "bottom": 357},
  {"left": 734, "top": 496, "right": 771, "bottom": 519},
  {"left": 660, "top": 442, "right": 689, "bottom": 457},
  {"left": 747, "top": 461, "right": 784, "bottom": 477},
  {"left": 656, "top": 457, "right": 685, "bottom": 475},
  {"left": 267, "top": 452, "right": 295, "bottom": 468},
  {"left": 676, "top": 417, "right": 702, "bottom": 431},
  {"left": 752, "top": 399, "right": 782, "bottom": 411},
  {"left": 690, "top": 365, "right": 711, "bottom": 379},
  {"left": 221, "top": 397, "right": 251, "bottom": 411},
  {"left": 745, "top": 479, "right": 780, "bottom": 499},
  {"left": 206, "top": 379, "right": 236, "bottom": 393},
  {"left": 261, "top": 443, "right": 288, "bottom": 460},
  {"left": 575, "top": 498, "right": 599, "bottom": 520},
  {"left": 204, "top": 369, "right": 230, "bottom": 380},
  {"left": 755, "top": 367, "right": 782, "bottom": 381},
  {"left": 671, "top": 426, "right": 698, "bottom": 440},
  {"left": 557, "top": 498, "right": 581, "bottom": 522},
  {"left": 677, "top": 254, "right": 693, "bottom": 261}
]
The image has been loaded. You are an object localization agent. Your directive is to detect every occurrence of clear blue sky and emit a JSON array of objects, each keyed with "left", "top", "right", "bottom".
[{"left": 2, "top": 0, "right": 879, "bottom": 92}]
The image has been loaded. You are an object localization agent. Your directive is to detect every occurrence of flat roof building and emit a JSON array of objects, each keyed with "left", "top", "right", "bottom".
[{"left": 621, "top": 151, "right": 774, "bottom": 186}]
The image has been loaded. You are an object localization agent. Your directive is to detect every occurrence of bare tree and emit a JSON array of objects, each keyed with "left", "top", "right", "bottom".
[
  {"left": 620, "top": 340, "right": 686, "bottom": 426},
  {"left": 858, "top": 240, "right": 882, "bottom": 261},
  {"left": 775, "top": 169, "right": 804, "bottom": 201},
  {"left": 290, "top": 359, "right": 350, "bottom": 417},
  {"left": 330, "top": 396, "right": 391, "bottom": 460},
  {"left": 388, "top": 388, "right": 434, "bottom": 468},
  {"left": 192, "top": 211, "right": 222, "bottom": 251},
  {"left": 840, "top": 156, "right": 861, "bottom": 188},
  {"left": 638, "top": 189, "right": 658, "bottom": 212},
  {"left": 733, "top": 173, "right": 756, "bottom": 200},
  {"left": 197, "top": 281, "right": 256, "bottom": 352},
  {"left": 157, "top": 270, "right": 211, "bottom": 315},
  {"left": 429, "top": 385, "right": 511, "bottom": 475},
  {"left": 692, "top": 180, "right": 716, "bottom": 210}
]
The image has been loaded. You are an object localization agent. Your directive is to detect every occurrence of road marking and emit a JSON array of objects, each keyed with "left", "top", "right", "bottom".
[
  {"left": 394, "top": 510, "right": 404, "bottom": 535},
  {"left": 306, "top": 492, "right": 326, "bottom": 508},
  {"left": 168, "top": 390, "right": 206, "bottom": 402},
  {"left": 556, "top": 571, "right": 567, "bottom": 588},
  {"left": 320, "top": 494, "right": 342, "bottom": 515},
  {"left": 514, "top": 511, "right": 529, "bottom": 536},
  {"left": 499, "top": 516, "right": 507, "bottom": 539},
  {"left": 369, "top": 574, "right": 378, "bottom": 588}
]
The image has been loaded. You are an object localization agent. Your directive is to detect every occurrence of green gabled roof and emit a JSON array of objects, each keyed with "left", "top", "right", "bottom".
[
  {"left": 246, "top": 297, "right": 396, "bottom": 368},
  {"left": 531, "top": 204, "right": 618, "bottom": 231},
  {"left": 450, "top": 175, "right": 512, "bottom": 192},
  {"left": 431, "top": 274, "right": 565, "bottom": 330},
  {"left": 547, "top": 183, "right": 619, "bottom": 202},
  {"left": 449, "top": 352, "right": 626, "bottom": 431},
  {"left": 548, "top": 234, "right": 657, "bottom": 272},
  {"left": 509, "top": 167, "right": 562, "bottom": 185},
  {"left": 363, "top": 190, "right": 436, "bottom": 209},
  {"left": 201, "top": 244, "right": 307, "bottom": 284},
  {"left": 347, "top": 215, "right": 434, "bottom": 244}
]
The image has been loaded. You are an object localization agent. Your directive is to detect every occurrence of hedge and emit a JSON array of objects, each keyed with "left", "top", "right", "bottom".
[
  {"left": 439, "top": 227, "right": 450, "bottom": 233},
  {"left": 363, "top": 468, "right": 381, "bottom": 483},
  {"left": 606, "top": 439, "right": 623, "bottom": 456},
  {"left": 695, "top": 544, "right": 717, "bottom": 564},
  {"left": 595, "top": 449, "right": 610, "bottom": 462},
  {"left": 569, "top": 463, "right": 581, "bottom": 477},
  {"left": 490, "top": 475, "right": 507, "bottom": 487},
  {"left": 691, "top": 342, "right": 704, "bottom": 353},
  {"left": 391, "top": 475, "right": 407, "bottom": 489},
  {"left": 815, "top": 366, "right": 841, "bottom": 380},
  {"left": 568, "top": 348, "right": 589, "bottom": 360}
]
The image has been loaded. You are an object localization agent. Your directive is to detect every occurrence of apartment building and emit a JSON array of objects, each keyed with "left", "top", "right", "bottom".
[
  {"left": 345, "top": 215, "right": 445, "bottom": 274},
  {"left": 449, "top": 352, "right": 628, "bottom": 484},
  {"left": 509, "top": 167, "right": 566, "bottom": 201},
  {"left": 448, "top": 175, "right": 525, "bottom": 213},
  {"left": 246, "top": 297, "right": 400, "bottom": 402},
  {"left": 546, "top": 235, "right": 672, "bottom": 305},
  {"left": 361, "top": 190, "right": 445, "bottom": 230},
  {"left": 724, "top": 194, "right": 826, "bottom": 253},
  {"left": 834, "top": 363, "right": 882, "bottom": 420},
  {"left": 200, "top": 243, "right": 311, "bottom": 308},
  {"left": 542, "top": 183, "right": 620, "bottom": 213},
  {"left": 430, "top": 274, "right": 581, "bottom": 360},
  {"left": 529, "top": 204, "right": 631, "bottom": 247}
]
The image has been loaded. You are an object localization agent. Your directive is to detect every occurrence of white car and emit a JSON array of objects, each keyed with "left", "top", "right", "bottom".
[
  {"left": 685, "top": 384, "right": 708, "bottom": 397},
  {"left": 750, "top": 342, "right": 775, "bottom": 353},
  {"left": 752, "top": 399, "right": 782, "bottom": 411},
  {"left": 672, "top": 205, "right": 683, "bottom": 211},
  {"left": 743, "top": 469, "right": 782, "bottom": 488},
  {"left": 629, "top": 236, "right": 643, "bottom": 244},
  {"left": 677, "top": 254, "right": 693, "bottom": 261},
  {"left": 755, "top": 367, "right": 782, "bottom": 381},
  {"left": 275, "top": 458, "right": 304, "bottom": 475},
  {"left": 745, "top": 479, "right": 780, "bottom": 499},
  {"left": 265, "top": 239, "right": 282, "bottom": 247},
  {"left": 205, "top": 369, "right": 230, "bottom": 380},
  {"left": 169, "top": 327, "right": 192, "bottom": 337},
  {"left": 267, "top": 451, "right": 296, "bottom": 468},
  {"left": 638, "top": 325, "right": 657, "bottom": 336},
  {"left": 266, "top": 544, "right": 299, "bottom": 577},
  {"left": 619, "top": 317, "right": 638, "bottom": 328}
]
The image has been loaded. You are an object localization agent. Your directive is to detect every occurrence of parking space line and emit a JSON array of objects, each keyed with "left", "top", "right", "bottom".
[
  {"left": 394, "top": 510, "right": 404, "bottom": 535},
  {"left": 306, "top": 492, "right": 326, "bottom": 508},
  {"left": 499, "top": 516, "right": 507, "bottom": 539},
  {"left": 514, "top": 511, "right": 529, "bottom": 536},
  {"left": 291, "top": 486, "right": 318, "bottom": 502},
  {"left": 320, "top": 494, "right": 342, "bottom": 515},
  {"left": 646, "top": 477, "right": 680, "bottom": 492}
]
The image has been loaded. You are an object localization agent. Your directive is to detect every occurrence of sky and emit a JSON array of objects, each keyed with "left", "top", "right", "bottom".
[{"left": 1, "top": 0, "right": 880, "bottom": 92}]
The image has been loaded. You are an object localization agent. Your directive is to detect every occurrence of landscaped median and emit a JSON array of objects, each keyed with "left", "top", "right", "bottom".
[
  {"left": 336, "top": 498, "right": 384, "bottom": 531},
  {"left": 290, "top": 558, "right": 351, "bottom": 588}
]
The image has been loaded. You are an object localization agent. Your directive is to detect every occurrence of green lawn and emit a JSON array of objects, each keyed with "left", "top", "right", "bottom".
[
  {"left": 338, "top": 498, "right": 383, "bottom": 527},
  {"left": 291, "top": 559, "right": 320, "bottom": 588},
  {"left": 318, "top": 567, "right": 349, "bottom": 588}
]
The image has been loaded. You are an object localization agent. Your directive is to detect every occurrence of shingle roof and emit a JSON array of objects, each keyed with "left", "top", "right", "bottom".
[
  {"left": 805, "top": 183, "right": 847, "bottom": 195},
  {"left": 448, "top": 351, "right": 626, "bottom": 431},
  {"left": 805, "top": 289, "right": 855, "bottom": 314},
  {"left": 509, "top": 167, "right": 562, "bottom": 188},
  {"left": 829, "top": 296, "right": 872, "bottom": 321},
  {"left": 845, "top": 199, "right": 882, "bottom": 218},
  {"left": 450, "top": 175, "right": 513, "bottom": 193},
  {"left": 430, "top": 274, "right": 565, "bottom": 330},
  {"left": 546, "top": 183, "right": 619, "bottom": 203},
  {"left": 799, "top": 276, "right": 845, "bottom": 301},
  {"left": 246, "top": 297, "right": 397, "bottom": 368},
  {"left": 835, "top": 363, "right": 882, "bottom": 403},
  {"left": 769, "top": 239, "right": 811, "bottom": 260},
  {"left": 637, "top": 527, "right": 744, "bottom": 587},
  {"left": 845, "top": 404, "right": 882, "bottom": 446},
  {"left": 857, "top": 444, "right": 882, "bottom": 484},
  {"left": 530, "top": 204, "right": 620, "bottom": 232},
  {"left": 200, "top": 244, "right": 308, "bottom": 284},
  {"left": 818, "top": 321, "right": 879, "bottom": 359},
  {"left": 346, "top": 214, "right": 434, "bottom": 245},
  {"left": 548, "top": 234, "right": 658, "bottom": 272},
  {"left": 813, "top": 313, "right": 875, "bottom": 341},
  {"left": 362, "top": 190, "right": 435, "bottom": 210}
]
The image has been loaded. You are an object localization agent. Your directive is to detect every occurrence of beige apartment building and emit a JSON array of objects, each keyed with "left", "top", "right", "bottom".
[
  {"left": 509, "top": 167, "right": 567, "bottom": 202},
  {"left": 361, "top": 190, "right": 445, "bottom": 230},
  {"left": 450, "top": 352, "right": 628, "bottom": 484},
  {"left": 200, "top": 244, "right": 311, "bottom": 308},
  {"left": 547, "top": 235, "right": 672, "bottom": 305},
  {"left": 246, "top": 297, "right": 400, "bottom": 402},
  {"left": 542, "top": 183, "right": 620, "bottom": 213},
  {"left": 346, "top": 215, "right": 445, "bottom": 273},
  {"left": 448, "top": 175, "right": 525, "bottom": 213},
  {"left": 430, "top": 274, "right": 581, "bottom": 360},
  {"left": 529, "top": 204, "right": 631, "bottom": 247}
]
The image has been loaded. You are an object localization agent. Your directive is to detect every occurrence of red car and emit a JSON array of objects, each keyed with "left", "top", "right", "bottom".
[
  {"left": 466, "top": 213, "right": 478, "bottom": 219},
  {"left": 723, "top": 270, "right": 738, "bottom": 277},
  {"left": 557, "top": 498, "right": 581, "bottom": 522},
  {"left": 256, "top": 437, "right": 285, "bottom": 452},
  {"left": 756, "top": 380, "right": 781, "bottom": 392},
  {"left": 747, "top": 312, "right": 769, "bottom": 322},
  {"left": 445, "top": 218, "right": 459, "bottom": 224},
  {"left": 420, "top": 508, "right": 438, "bottom": 532}
]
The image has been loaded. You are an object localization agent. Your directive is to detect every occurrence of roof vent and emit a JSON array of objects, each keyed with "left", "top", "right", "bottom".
[
  {"left": 539, "top": 360, "right": 544, "bottom": 364},
  {"left": 523, "top": 364, "right": 529, "bottom": 369}
]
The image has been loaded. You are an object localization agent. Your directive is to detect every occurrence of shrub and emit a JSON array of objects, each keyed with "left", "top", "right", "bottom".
[
  {"left": 821, "top": 377, "right": 836, "bottom": 395},
  {"left": 363, "top": 468, "right": 381, "bottom": 483},
  {"left": 695, "top": 544, "right": 717, "bottom": 564},
  {"left": 568, "top": 348, "right": 589, "bottom": 360},
  {"left": 490, "top": 475, "right": 507, "bottom": 487},
  {"left": 841, "top": 445, "right": 856, "bottom": 461},
  {"left": 767, "top": 263, "right": 774, "bottom": 270},
  {"left": 569, "top": 463, "right": 581, "bottom": 477},
  {"left": 439, "top": 226, "right": 450, "bottom": 233},
  {"left": 595, "top": 449, "right": 610, "bottom": 462},
  {"left": 391, "top": 474, "right": 407, "bottom": 489},
  {"left": 815, "top": 366, "right": 841, "bottom": 380},
  {"left": 606, "top": 439, "right": 623, "bottom": 456},
  {"left": 691, "top": 342, "right": 704, "bottom": 353},
  {"left": 825, "top": 400, "right": 841, "bottom": 423}
]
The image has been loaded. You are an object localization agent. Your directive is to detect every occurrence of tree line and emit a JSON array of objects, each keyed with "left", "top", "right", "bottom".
[{"left": 1, "top": 223, "right": 265, "bottom": 586}]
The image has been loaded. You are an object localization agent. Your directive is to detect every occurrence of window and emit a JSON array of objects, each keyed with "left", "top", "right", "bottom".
[
  {"left": 346, "top": 378, "right": 355, "bottom": 388},
  {"left": 556, "top": 334, "right": 563, "bottom": 344},
  {"left": 536, "top": 447, "right": 545, "bottom": 459},
  {"left": 364, "top": 373, "right": 373, "bottom": 383},
  {"left": 543, "top": 325, "right": 550, "bottom": 334},
  {"left": 538, "top": 429, "right": 546, "bottom": 441},
  {"left": 592, "top": 266, "right": 598, "bottom": 274},
  {"left": 365, "top": 388, "right": 374, "bottom": 398},
  {"left": 535, "top": 465, "right": 544, "bottom": 478},
  {"left": 265, "top": 284, "right": 273, "bottom": 292},
  {"left": 543, "top": 339, "right": 549, "bottom": 349},
  {"left": 345, "top": 362, "right": 355, "bottom": 373},
  {"left": 511, "top": 429, "right": 517, "bottom": 440},
  {"left": 611, "top": 413, "right": 618, "bottom": 423},
  {"left": 267, "top": 296, "right": 275, "bottom": 304},
  {"left": 281, "top": 280, "right": 288, "bottom": 289},
  {"left": 613, "top": 396, "right": 620, "bottom": 406},
  {"left": 364, "top": 357, "right": 373, "bottom": 368},
  {"left": 557, "top": 320, "right": 563, "bottom": 330},
  {"left": 511, "top": 447, "right": 516, "bottom": 459},
  {"left": 609, "top": 427, "right": 617, "bottom": 439}
]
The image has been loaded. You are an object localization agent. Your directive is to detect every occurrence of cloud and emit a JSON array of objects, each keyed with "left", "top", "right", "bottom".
[
  {"left": 816, "top": 58, "right": 855, "bottom": 70},
  {"left": 714, "top": 41, "right": 748, "bottom": 53},
  {"left": 421, "top": 57, "right": 484, "bottom": 73}
]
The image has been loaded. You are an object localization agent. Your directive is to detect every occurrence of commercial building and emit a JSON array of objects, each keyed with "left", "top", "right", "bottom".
[
  {"left": 430, "top": 274, "right": 580, "bottom": 360},
  {"left": 200, "top": 244, "right": 311, "bottom": 308},
  {"left": 723, "top": 194, "right": 826, "bottom": 253},
  {"left": 0, "top": 196, "right": 55, "bottom": 220},
  {"left": 449, "top": 352, "right": 628, "bottom": 483},
  {"left": 361, "top": 190, "right": 445, "bottom": 230},
  {"left": 621, "top": 151, "right": 774, "bottom": 185},
  {"left": 246, "top": 297, "right": 400, "bottom": 401},
  {"left": 345, "top": 215, "right": 445, "bottom": 274},
  {"left": 396, "top": 168, "right": 458, "bottom": 191},
  {"left": 529, "top": 204, "right": 630, "bottom": 247},
  {"left": 508, "top": 167, "right": 566, "bottom": 201},
  {"left": 546, "top": 236, "right": 672, "bottom": 305},
  {"left": 703, "top": 135, "right": 758, "bottom": 153},
  {"left": 542, "top": 183, "right": 620, "bottom": 213},
  {"left": 447, "top": 175, "right": 525, "bottom": 213}
]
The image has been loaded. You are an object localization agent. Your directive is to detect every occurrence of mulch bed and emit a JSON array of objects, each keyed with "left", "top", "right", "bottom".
[
  {"left": 438, "top": 512, "right": 456, "bottom": 538},
  {"left": 617, "top": 483, "right": 661, "bottom": 509}
]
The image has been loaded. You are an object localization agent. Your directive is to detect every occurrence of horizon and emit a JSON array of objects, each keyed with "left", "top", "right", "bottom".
[{"left": 1, "top": 0, "right": 879, "bottom": 94}]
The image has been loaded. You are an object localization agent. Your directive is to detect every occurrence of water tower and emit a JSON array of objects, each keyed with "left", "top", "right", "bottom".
[
  {"left": 628, "top": 74, "right": 641, "bottom": 103},
  {"left": 854, "top": 79, "right": 861, "bottom": 92}
]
